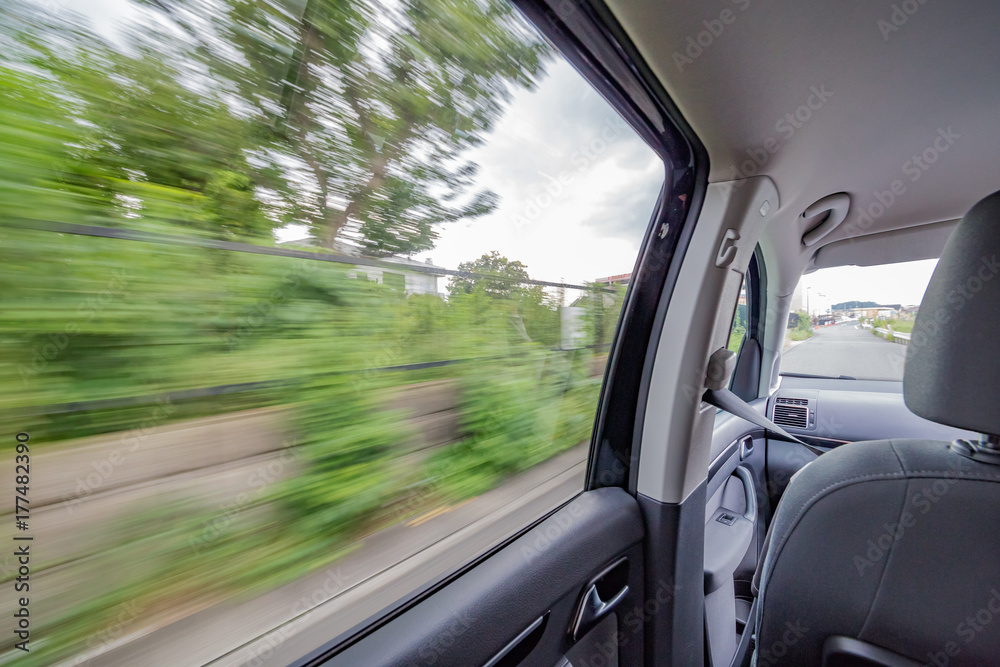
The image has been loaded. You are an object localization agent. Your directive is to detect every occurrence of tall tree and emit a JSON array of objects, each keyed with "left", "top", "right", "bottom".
[
  {"left": 449, "top": 251, "right": 530, "bottom": 299},
  {"left": 4, "top": 8, "right": 275, "bottom": 240},
  {"left": 141, "top": 0, "right": 551, "bottom": 255}
]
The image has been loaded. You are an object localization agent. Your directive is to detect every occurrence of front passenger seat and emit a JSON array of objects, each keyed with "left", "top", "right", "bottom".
[{"left": 753, "top": 189, "right": 1000, "bottom": 666}]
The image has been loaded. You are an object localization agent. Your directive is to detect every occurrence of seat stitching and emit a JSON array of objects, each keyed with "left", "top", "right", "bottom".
[
  {"left": 890, "top": 470, "right": 1000, "bottom": 478},
  {"left": 757, "top": 471, "right": 908, "bottom": 636},
  {"left": 857, "top": 441, "right": 908, "bottom": 637}
]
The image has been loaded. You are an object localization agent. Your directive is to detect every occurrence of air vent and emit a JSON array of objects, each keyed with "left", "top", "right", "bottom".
[
  {"left": 776, "top": 397, "right": 808, "bottom": 406},
  {"left": 773, "top": 404, "right": 808, "bottom": 428}
]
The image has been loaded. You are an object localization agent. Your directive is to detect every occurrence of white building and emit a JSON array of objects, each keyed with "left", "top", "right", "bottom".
[
  {"left": 278, "top": 238, "right": 446, "bottom": 296},
  {"left": 351, "top": 255, "right": 444, "bottom": 295}
]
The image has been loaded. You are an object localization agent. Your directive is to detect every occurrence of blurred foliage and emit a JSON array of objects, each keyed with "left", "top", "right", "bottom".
[
  {"left": 0, "top": 231, "right": 612, "bottom": 662},
  {"left": 580, "top": 282, "right": 626, "bottom": 349},
  {"left": 873, "top": 317, "right": 914, "bottom": 333},
  {"left": 2, "top": 0, "right": 549, "bottom": 249},
  {"left": 132, "top": 0, "right": 551, "bottom": 254},
  {"left": 728, "top": 303, "right": 746, "bottom": 354},
  {"left": 787, "top": 310, "right": 814, "bottom": 341},
  {"left": 0, "top": 0, "right": 630, "bottom": 663},
  {"left": 425, "top": 349, "right": 599, "bottom": 499}
]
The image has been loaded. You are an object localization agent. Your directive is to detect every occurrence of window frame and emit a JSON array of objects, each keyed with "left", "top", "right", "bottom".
[{"left": 728, "top": 248, "right": 766, "bottom": 399}]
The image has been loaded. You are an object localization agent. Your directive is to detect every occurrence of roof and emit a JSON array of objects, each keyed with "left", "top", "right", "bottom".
[{"left": 606, "top": 0, "right": 1000, "bottom": 290}]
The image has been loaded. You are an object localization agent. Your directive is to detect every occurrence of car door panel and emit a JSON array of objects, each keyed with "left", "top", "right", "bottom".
[
  {"left": 702, "top": 412, "right": 770, "bottom": 667},
  {"left": 306, "top": 488, "right": 645, "bottom": 667}
]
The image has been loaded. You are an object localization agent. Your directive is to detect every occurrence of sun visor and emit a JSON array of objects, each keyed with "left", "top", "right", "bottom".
[{"left": 806, "top": 219, "right": 957, "bottom": 272}]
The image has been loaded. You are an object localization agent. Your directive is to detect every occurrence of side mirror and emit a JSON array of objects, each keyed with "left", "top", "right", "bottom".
[{"left": 788, "top": 312, "right": 800, "bottom": 329}]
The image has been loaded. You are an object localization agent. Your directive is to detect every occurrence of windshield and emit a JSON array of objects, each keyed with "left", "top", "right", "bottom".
[{"left": 779, "top": 259, "right": 938, "bottom": 381}]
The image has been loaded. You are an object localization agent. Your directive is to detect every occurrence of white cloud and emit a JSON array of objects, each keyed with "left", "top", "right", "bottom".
[{"left": 413, "top": 60, "right": 662, "bottom": 289}]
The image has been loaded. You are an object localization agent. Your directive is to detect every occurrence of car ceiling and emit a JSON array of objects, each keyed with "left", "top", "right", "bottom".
[{"left": 602, "top": 0, "right": 1000, "bottom": 289}]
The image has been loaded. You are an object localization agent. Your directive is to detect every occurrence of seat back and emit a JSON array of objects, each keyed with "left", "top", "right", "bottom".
[
  {"left": 755, "top": 438, "right": 1000, "bottom": 666},
  {"left": 755, "top": 189, "right": 1000, "bottom": 666}
]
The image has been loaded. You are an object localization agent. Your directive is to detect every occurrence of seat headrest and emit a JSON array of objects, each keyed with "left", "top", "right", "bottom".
[{"left": 904, "top": 189, "right": 1000, "bottom": 436}]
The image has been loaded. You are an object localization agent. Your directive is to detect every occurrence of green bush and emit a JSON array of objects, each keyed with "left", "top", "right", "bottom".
[
  {"left": 425, "top": 348, "right": 598, "bottom": 500},
  {"left": 787, "top": 310, "right": 813, "bottom": 341},
  {"left": 0, "top": 31, "right": 609, "bottom": 664}
]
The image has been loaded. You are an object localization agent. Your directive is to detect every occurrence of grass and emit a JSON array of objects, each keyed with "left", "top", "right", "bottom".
[
  {"left": 728, "top": 327, "right": 746, "bottom": 353},
  {"left": 870, "top": 317, "right": 914, "bottom": 333},
  {"left": 785, "top": 310, "right": 814, "bottom": 343}
]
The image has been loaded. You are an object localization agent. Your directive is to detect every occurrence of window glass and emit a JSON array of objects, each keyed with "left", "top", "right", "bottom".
[
  {"left": 779, "top": 259, "right": 939, "bottom": 381},
  {"left": 728, "top": 278, "right": 748, "bottom": 354},
  {"left": 0, "top": 0, "right": 662, "bottom": 664}
]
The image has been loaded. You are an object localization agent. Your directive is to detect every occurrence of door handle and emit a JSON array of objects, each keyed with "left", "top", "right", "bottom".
[
  {"left": 733, "top": 465, "right": 757, "bottom": 524},
  {"left": 570, "top": 557, "right": 630, "bottom": 641},
  {"left": 571, "top": 583, "right": 629, "bottom": 641}
]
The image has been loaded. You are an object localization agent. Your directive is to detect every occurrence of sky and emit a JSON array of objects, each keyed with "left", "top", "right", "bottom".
[
  {"left": 281, "top": 59, "right": 663, "bottom": 290},
  {"left": 406, "top": 60, "right": 663, "bottom": 288},
  {"left": 44, "top": 0, "right": 664, "bottom": 295},
  {"left": 797, "top": 258, "right": 939, "bottom": 314}
]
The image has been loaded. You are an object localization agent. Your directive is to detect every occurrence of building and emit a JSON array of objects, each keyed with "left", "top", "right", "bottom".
[
  {"left": 595, "top": 272, "right": 632, "bottom": 287},
  {"left": 277, "top": 237, "right": 447, "bottom": 296},
  {"left": 852, "top": 306, "right": 901, "bottom": 319}
]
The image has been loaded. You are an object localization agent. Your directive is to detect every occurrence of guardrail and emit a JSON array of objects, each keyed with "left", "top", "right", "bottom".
[{"left": 873, "top": 326, "right": 911, "bottom": 345}]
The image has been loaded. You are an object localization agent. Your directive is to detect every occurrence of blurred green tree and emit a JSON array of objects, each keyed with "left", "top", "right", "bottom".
[
  {"left": 141, "top": 0, "right": 550, "bottom": 254},
  {"left": 448, "top": 250, "right": 530, "bottom": 299}
]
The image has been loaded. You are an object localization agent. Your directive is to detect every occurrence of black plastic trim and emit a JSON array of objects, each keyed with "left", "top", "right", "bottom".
[
  {"left": 748, "top": 250, "right": 764, "bottom": 341},
  {"left": 289, "top": 494, "right": 577, "bottom": 666},
  {"left": 731, "top": 252, "right": 764, "bottom": 401},
  {"left": 484, "top": 613, "right": 549, "bottom": 667},
  {"left": 637, "top": 485, "right": 707, "bottom": 666},
  {"left": 311, "top": 488, "right": 645, "bottom": 667}
]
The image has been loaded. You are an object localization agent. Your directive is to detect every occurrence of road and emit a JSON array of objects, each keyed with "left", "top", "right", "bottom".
[
  {"left": 781, "top": 324, "right": 907, "bottom": 381},
  {"left": 70, "top": 446, "right": 587, "bottom": 667}
]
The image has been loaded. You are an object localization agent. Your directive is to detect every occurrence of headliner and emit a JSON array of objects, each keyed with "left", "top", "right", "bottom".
[{"left": 604, "top": 0, "right": 1000, "bottom": 284}]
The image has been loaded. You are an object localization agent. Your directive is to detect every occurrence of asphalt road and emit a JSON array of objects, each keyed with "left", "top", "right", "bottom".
[
  {"left": 781, "top": 324, "right": 907, "bottom": 381},
  {"left": 74, "top": 446, "right": 587, "bottom": 667}
]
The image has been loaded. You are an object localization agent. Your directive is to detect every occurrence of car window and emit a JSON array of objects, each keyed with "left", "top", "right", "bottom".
[
  {"left": 779, "top": 259, "right": 939, "bottom": 381},
  {"left": 728, "top": 278, "right": 748, "bottom": 355},
  {"left": 0, "top": 0, "right": 662, "bottom": 664}
]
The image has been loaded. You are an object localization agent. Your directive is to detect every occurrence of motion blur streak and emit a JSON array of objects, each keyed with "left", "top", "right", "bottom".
[{"left": 0, "top": 0, "right": 644, "bottom": 664}]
